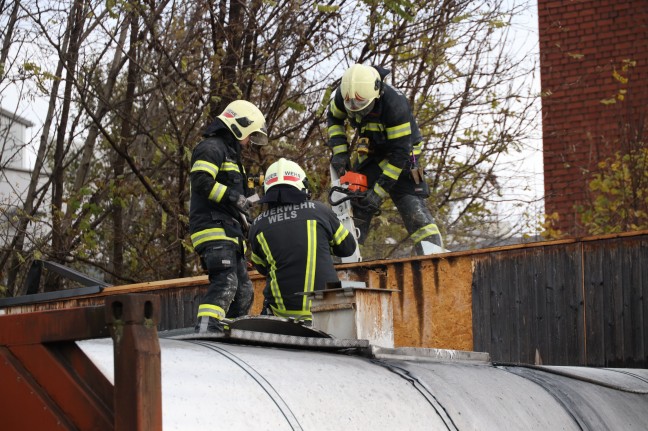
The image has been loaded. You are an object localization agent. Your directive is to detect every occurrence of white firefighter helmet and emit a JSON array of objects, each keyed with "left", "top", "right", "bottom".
[
  {"left": 263, "top": 158, "right": 308, "bottom": 193},
  {"left": 340, "top": 64, "right": 381, "bottom": 112},
  {"left": 218, "top": 100, "right": 268, "bottom": 145}
]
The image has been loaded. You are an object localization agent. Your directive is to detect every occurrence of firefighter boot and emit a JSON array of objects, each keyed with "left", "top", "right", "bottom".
[
  {"left": 416, "top": 233, "right": 446, "bottom": 255},
  {"left": 194, "top": 316, "right": 226, "bottom": 334}
]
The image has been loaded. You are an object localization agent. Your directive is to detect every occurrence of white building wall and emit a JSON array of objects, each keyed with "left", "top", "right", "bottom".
[
  {"left": 1, "top": 107, "right": 36, "bottom": 212},
  {"left": 0, "top": 107, "right": 48, "bottom": 285}
]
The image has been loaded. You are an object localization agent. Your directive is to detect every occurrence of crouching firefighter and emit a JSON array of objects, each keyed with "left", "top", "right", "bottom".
[
  {"left": 189, "top": 100, "right": 268, "bottom": 333},
  {"left": 248, "top": 158, "right": 357, "bottom": 322},
  {"left": 327, "top": 63, "right": 445, "bottom": 255}
]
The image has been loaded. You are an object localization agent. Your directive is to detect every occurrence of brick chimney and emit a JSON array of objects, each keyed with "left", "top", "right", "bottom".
[{"left": 538, "top": 0, "right": 648, "bottom": 235}]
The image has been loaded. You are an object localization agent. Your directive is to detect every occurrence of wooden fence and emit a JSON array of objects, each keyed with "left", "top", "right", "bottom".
[
  {"left": 2, "top": 231, "right": 647, "bottom": 367},
  {"left": 471, "top": 234, "right": 648, "bottom": 367}
]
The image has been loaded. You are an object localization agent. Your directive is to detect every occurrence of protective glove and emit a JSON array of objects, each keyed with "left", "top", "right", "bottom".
[
  {"left": 330, "top": 152, "right": 350, "bottom": 177},
  {"left": 228, "top": 189, "right": 250, "bottom": 213},
  {"left": 359, "top": 189, "right": 383, "bottom": 213}
]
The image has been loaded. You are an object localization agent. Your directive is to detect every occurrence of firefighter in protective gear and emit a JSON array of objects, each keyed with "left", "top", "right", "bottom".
[
  {"left": 189, "top": 100, "right": 267, "bottom": 333},
  {"left": 248, "top": 158, "right": 357, "bottom": 321},
  {"left": 327, "top": 63, "right": 444, "bottom": 255}
]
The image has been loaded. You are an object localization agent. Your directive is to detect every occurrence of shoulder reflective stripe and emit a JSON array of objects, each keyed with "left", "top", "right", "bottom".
[
  {"left": 364, "top": 122, "right": 384, "bottom": 132},
  {"left": 191, "top": 160, "right": 219, "bottom": 178},
  {"left": 251, "top": 252, "right": 265, "bottom": 266},
  {"left": 191, "top": 229, "right": 239, "bottom": 248},
  {"left": 386, "top": 122, "right": 411, "bottom": 139},
  {"left": 329, "top": 99, "right": 346, "bottom": 119},
  {"left": 269, "top": 305, "right": 312, "bottom": 319},
  {"left": 332, "top": 224, "right": 350, "bottom": 245},
  {"left": 332, "top": 143, "right": 348, "bottom": 155},
  {"left": 411, "top": 223, "right": 441, "bottom": 244},
  {"left": 328, "top": 124, "right": 346, "bottom": 138},
  {"left": 197, "top": 304, "right": 226, "bottom": 320},
  {"left": 382, "top": 162, "right": 403, "bottom": 181},
  {"left": 303, "top": 220, "right": 317, "bottom": 310},
  {"left": 221, "top": 161, "right": 240, "bottom": 172},
  {"left": 209, "top": 183, "right": 228, "bottom": 203},
  {"left": 257, "top": 232, "right": 285, "bottom": 311},
  {"left": 374, "top": 182, "right": 388, "bottom": 198}
]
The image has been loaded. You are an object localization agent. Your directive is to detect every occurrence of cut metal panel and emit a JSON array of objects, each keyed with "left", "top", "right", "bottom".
[
  {"left": 168, "top": 328, "right": 369, "bottom": 352},
  {"left": 371, "top": 346, "right": 490, "bottom": 363},
  {"left": 0, "top": 285, "right": 104, "bottom": 308},
  {"left": 228, "top": 316, "right": 330, "bottom": 338},
  {"left": 41, "top": 260, "right": 110, "bottom": 287}
]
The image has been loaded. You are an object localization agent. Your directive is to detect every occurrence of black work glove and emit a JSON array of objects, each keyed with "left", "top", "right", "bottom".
[
  {"left": 228, "top": 189, "right": 250, "bottom": 213},
  {"left": 359, "top": 189, "right": 383, "bottom": 213},
  {"left": 330, "top": 152, "right": 350, "bottom": 177}
]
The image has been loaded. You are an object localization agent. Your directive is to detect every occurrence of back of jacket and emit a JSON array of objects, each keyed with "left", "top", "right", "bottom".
[{"left": 248, "top": 200, "right": 356, "bottom": 317}]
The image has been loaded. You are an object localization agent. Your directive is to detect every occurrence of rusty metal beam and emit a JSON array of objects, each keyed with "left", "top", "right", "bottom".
[
  {"left": 0, "top": 294, "right": 163, "bottom": 430},
  {"left": 0, "top": 305, "right": 110, "bottom": 345},
  {"left": 106, "top": 294, "right": 162, "bottom": 431}
]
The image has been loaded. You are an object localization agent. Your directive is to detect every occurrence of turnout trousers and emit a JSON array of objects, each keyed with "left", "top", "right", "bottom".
[
  {"left": 351, "top": 156, "right": 443, "bottom": 255},
  {"left": 196, "top": 241, "right": 253, "bottom": 330}
]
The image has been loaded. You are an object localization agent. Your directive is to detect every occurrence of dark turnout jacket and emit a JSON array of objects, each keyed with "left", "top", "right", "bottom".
[
  {"left": 327, "top": 76, "right": 423, "bottom": 196},
  {"left": 189, "top": 118, "right": 249, "bottom": 253},
  {"left": 248, "top": 200, "right": 356, "bottom": 318}
]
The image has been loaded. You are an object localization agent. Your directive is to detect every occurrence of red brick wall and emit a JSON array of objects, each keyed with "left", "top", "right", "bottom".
[{"left": 538, "top": 0, "right": 648, "bottom": 235}]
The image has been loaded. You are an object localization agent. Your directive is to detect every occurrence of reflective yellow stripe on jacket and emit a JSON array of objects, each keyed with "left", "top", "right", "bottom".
[
  {"left": 302, "top": 220, "right": 317, "bottom": 311},
  {"left": 257, "top": 232, "right": 286, "bottom": 311},
  {"left": 386, "top": 122, "right": 411, "bottom": 140},
  {"left": 191, "top": 160, "right": 243, "bottom": 204},
  {"left": 330, "top": 224, "right": 350, "bottom": 246},
  {"left": 191, "top": 228, "right": 240, "bottom": 249}
]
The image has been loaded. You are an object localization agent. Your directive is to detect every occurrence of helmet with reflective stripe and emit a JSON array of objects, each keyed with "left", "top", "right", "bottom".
[
  {"left": 340, "top": 64, "right": 381, "bottom": 112},
  {"left": 263, "top": 158, "right": 308, "bottom": 193},
  {"left": 218, "top": 100, "right": 268, "bottom": 144}
]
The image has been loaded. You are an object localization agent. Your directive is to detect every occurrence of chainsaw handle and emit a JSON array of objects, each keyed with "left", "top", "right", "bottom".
[
  {"left": 328, "top": 186, "right": 362, "bottom": 206},
  {"left": 328, "top": 187, "right": 381, "bottom": 216}
]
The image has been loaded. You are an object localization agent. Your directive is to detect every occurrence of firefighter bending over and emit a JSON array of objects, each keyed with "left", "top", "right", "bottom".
[
  {"left": 248, "top": 158, "right": 357, "bottom": 322},
  {"left": 327, "top": 63, "right": 444, "bottom": 255},
  {"left": 189, "top": 100, "right": 268, "bottom": 333}
]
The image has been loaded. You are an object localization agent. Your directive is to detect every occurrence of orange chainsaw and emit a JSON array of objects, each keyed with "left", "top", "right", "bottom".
[{"left": 328, "top": 171, "right": 379, "bottom": 213}]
